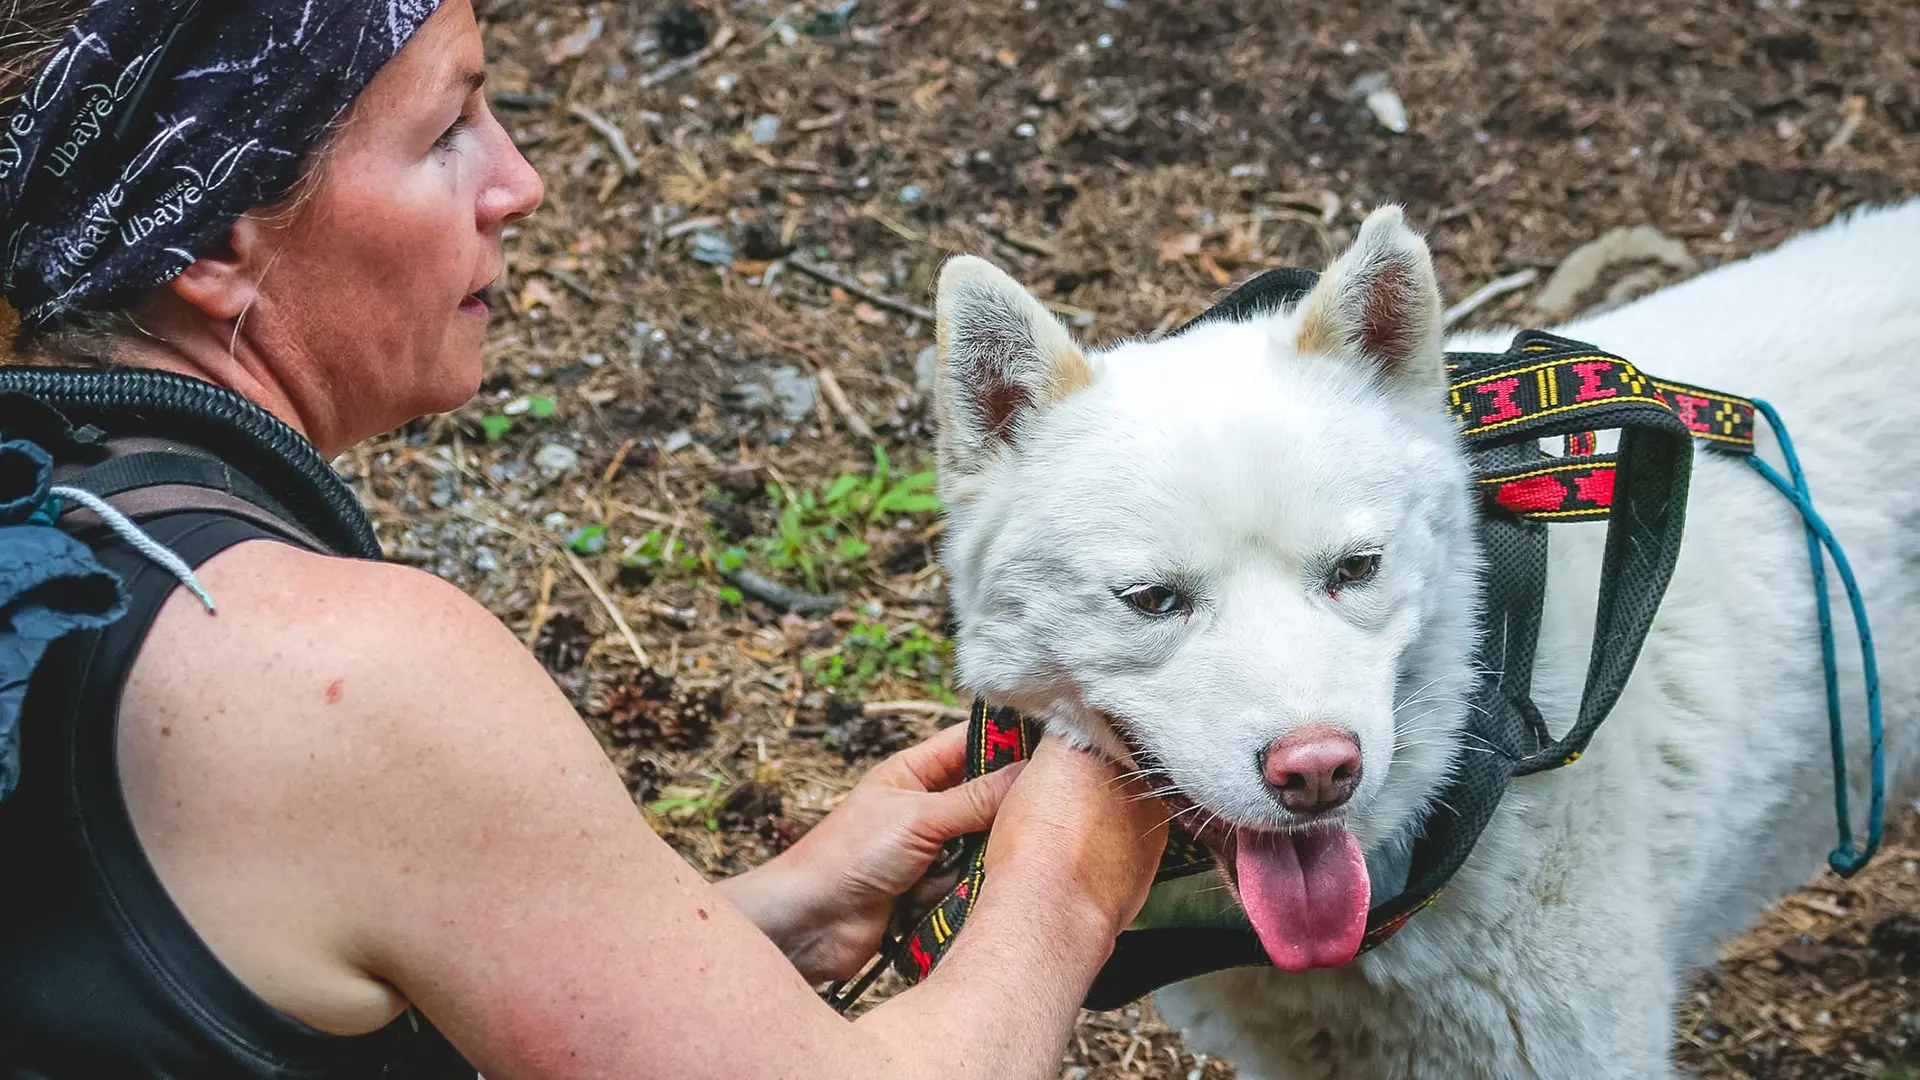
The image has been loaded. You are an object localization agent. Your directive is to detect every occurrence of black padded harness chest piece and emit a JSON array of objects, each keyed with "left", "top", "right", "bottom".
[{"left": 828, "top": 267, "right": 1776, "bottom": 1013}]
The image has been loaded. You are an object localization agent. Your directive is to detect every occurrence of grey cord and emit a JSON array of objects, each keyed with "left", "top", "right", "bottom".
[{"left": 50, "top": 486, "right": 217, "bottom": 614}]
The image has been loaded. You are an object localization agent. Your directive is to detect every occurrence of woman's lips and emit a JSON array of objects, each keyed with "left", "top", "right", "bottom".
[{"left": 459, "top": 289, "right": 490, "bottom": 316}]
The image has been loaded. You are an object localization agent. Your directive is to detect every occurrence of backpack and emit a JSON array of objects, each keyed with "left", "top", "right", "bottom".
[
  {"left": 0, "top": 367, "right": 480, "bottom": 1079},
  {"left": 0, "top": 371, "right": 372, "bottom": 804}
]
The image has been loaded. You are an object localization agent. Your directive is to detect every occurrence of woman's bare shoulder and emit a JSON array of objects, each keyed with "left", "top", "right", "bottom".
[{"left": 115, "top": 538, "right": 865, "bottom": 1076}]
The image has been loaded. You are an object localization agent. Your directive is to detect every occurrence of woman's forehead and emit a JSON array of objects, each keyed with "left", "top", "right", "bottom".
[{"left": 359, "top": 0, "right": 482, "bottom": 112}]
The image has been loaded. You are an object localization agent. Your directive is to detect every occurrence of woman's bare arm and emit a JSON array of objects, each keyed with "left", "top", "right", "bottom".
[{"left": 120, "top": 540, "right": 1165, "bottom": 1080}]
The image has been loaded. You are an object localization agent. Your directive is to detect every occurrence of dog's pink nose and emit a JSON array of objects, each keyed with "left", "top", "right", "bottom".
[{"left": 1261, "top": 726, "right": 1362, "bottom": 814}]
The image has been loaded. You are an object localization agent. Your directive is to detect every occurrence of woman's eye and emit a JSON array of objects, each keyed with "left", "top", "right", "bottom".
[
  {"left": 1333, "top": 552, "right": 1381, "bottom": 587},
  {"left": 434, "top": 118, "right": 469, "bottom": 152},
  {"left": 1119, "top": 584, "right": 1189, "bottom": 617}
]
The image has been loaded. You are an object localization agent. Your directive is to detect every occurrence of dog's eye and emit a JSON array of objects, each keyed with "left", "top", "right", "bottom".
[
  {"left": 1118, "top": 584, "right": 1188, "bottom": 617},
  {"left": 1333, "top": 552, "right": 1381, "bottom": 586}
]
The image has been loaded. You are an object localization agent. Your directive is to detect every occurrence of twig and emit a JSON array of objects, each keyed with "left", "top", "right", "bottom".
[
  {"left": 1821, "top": 95, "right": 1866, "bottom": 158},
  {"left": 638, "top": 23, "right": 737, "bottom": 88},
  {"left": 1443, "top": 268, "right": 1539, "bottom": 327},
  {"left": 787, "top": 256, "right": 934, "bottom": 322},
  {"left": 543, "top": 267, "right": 605, "bottom": 304},
  {"left": 664, "top": 215, "right": 724, "bottom": 239},
  {"left": 524, "top": 563, "right": 557, "bottom": 648},
  {"left": 562, "top": 549, "right": 651, "bottom": 668},
  {"left": 863, "top": 700, "right": 971, "bottom": 722},
  {"left": 725, "top": 568, "right": 842, "bottom": 616},
  {"left": 566, "top": 103, "right": 640, "bottom": 175},
  {"left": 991, "top": 228, "right": 1058, "bottom": 258},
  {"left": 814, "top": 367, "right": 876, "bottom": 441}
]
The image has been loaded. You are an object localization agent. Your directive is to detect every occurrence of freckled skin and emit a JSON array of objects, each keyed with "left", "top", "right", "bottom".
[{"left": 95, "top": 4, "right": 1174, "bottom": 1076}]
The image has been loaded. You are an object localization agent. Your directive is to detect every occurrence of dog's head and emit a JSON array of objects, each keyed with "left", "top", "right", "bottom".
[{"left": 934, "top": 207, "right": 1482, "bottom": 971}]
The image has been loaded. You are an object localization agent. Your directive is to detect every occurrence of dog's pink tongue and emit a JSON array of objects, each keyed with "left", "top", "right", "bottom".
[{"left": 1234, "top": 828, "right": 1370, "bottom": 971}]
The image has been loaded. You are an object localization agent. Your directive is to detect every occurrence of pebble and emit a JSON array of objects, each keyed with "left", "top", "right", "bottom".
[
  {"left": 750, "top": 114, "right": 781, "bottom": 144},
  {"left": 689, "top": 230, "right": 736, "bottom": 265},
  {"left": 768, "top": 365, "right": 819, "bottom": 422},
  {"left": 663, "top": 429, "right": 695, "bottom": 454},
  {"left": 473, "top": 548, "right": 499, "bottom": 572},
  {"left": 534, "top": 442, "right": 579, "bottom": 474}
]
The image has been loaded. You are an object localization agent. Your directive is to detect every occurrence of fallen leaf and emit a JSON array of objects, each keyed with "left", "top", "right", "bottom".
[
  {"left": 852, "top": 302, "right": 887, "bottom": 326},
  {"left": 519, "top": 279, "right": 562, "bottom": 311},
  {"left": 911, "top": 77, "right": 949, "bottom": 113},
  {"left": 1158, "top": 231, "right": 1203, "bottom": 263}
]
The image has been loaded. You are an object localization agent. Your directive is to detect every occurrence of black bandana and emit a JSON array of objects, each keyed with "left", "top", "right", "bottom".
[{"left": 0, "top": 0, "right": 443, "bottom": 334}]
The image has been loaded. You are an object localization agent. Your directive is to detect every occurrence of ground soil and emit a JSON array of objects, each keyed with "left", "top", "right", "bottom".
[{"left": 375, "top": 1, "right": 1919, "bottom": 1074}]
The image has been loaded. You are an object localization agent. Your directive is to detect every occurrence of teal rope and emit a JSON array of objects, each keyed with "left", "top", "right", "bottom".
[{"left": 1744, "top": 398, "right": 1883, "bottom": 877}]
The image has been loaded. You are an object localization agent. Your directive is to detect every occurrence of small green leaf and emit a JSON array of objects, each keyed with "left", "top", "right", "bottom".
[
  {"left": 718, "top": 586, "right": 744, "bottom": 606},
  {"left": 824, "top": 473, "right": 862, "bottom": 506},
  {"left": 835, "top": 537, "right": 872, "bottom": 559},
  {"left": 874, "top": 491, "right": 943, "bottom": 515},
  {"left": 479, "top": 414, "right": 513, "bottom": 441},
  {"left": 718, "top": 547, "right": 747, "bottom": 573},
  {"left": 568, "top": 523, "right": 608, "bottom": 554},
  {"left": 528, "top": 395, "right": 558, "bottom": 418}
]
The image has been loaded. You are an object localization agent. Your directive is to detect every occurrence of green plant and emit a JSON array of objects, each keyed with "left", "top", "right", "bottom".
[
  {"left": 479, "top": 414, "right": 513, "bottom": 441},
  {"left": 752, "top": 445, "right": 941, "bottom": 589},
  {"left": 617, "top": 529, "right": 701, "bottom": 578},
  {"left": 802, "top": 621, "right": 954, "bottom": 697},
  {"left": 646, "top": 774, "right": 728, "bottom": 831}
]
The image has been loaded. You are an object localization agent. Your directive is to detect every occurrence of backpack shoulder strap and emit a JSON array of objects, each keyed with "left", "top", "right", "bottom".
[{"left": 54, "top": 438, "right": 332, "bottom": 554}]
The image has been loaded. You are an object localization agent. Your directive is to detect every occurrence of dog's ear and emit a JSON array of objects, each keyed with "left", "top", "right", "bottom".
[
  {"left": 935, "top": 255, "right": 1094, "bottom": 479},
  {"left": 1294, "top": 206, "right": 1445, "bottom": 397}
]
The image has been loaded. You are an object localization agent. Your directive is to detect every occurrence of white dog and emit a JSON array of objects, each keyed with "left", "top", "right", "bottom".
[{"left": 931, "top": 200, "right": 1920, "bottom": 1079}]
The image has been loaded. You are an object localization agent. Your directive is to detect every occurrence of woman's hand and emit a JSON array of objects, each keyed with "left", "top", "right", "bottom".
[
  {"left": 978, "top": 733, "right": 1169, "bottom": 943},
  {"left": 718, "top": 723, "right": 1023, "bottom": 983}
]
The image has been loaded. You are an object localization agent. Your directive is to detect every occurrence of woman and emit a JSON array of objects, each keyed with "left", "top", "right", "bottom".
[{"left": 0, "top": 2, "right": 1169, "bottom": 1078}]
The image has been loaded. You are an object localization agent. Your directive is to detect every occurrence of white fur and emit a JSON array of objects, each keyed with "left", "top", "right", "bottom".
[{"left": 934, "top": 200, "right": 1920, "bottom": 1079}]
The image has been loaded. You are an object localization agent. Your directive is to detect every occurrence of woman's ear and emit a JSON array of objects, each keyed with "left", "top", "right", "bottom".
[{"left": 164, "top": 215, "right": 277, "bottom": 322}]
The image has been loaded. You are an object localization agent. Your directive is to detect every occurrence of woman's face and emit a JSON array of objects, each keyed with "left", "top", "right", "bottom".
[{"left": 250, "top": 0, "right": 542, "bottom": 441}]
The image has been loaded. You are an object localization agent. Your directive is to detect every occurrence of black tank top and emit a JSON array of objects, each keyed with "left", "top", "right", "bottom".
[{"left": 0, "top": 511, "right": 472, "bottom": 1079}]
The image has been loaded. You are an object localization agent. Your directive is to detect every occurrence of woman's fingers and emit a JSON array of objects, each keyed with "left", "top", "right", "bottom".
[{"left": 911, "top": 760, "right": 1026, "bottom": 839}]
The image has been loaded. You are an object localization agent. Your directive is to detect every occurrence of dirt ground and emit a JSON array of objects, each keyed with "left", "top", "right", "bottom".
[{"left": 371, "top": 0, "right": 1920, "bottom": 1075}]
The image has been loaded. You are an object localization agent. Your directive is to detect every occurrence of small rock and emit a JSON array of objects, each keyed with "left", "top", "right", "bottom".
[
  {"left": 542, "top": 511, "right": 569, "bottom": 529},
  {"left": 473, "top": 548, "right": 499, "bottom": 572},
  {"left": 1365, "top": 87, "right": 1408, "bottom": 133},
  {"left": 689, "top": 230, "right": 735, "bottom": 265},
  {"left": 662, "top": 429, "right": 695, "bottom": 454},
  {"left": 750, "top": 114, "right": 781, "bottom": 144},
  {"left": 535, "top": 442, "right": 579, "bottom": 474},
  {"left": 897, "top": 183, "right": 924, "bottom": 203},
  {"left": 768, "top": 365, "right": 819, "bottom": 422}
]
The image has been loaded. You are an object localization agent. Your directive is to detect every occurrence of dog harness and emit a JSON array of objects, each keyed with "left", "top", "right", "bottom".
[{"left": 827, "top": 268, "right": 1885, "bottom": 1012}]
